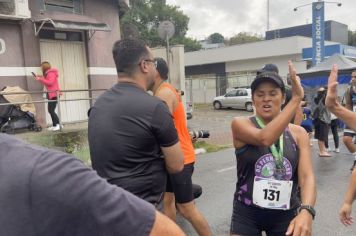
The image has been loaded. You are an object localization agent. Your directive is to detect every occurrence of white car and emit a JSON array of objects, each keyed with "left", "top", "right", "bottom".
[{"left": 213, "top": 88, "right": 253, "bottom": 112}]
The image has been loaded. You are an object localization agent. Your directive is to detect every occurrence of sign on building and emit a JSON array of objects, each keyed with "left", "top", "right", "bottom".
[{"left": 312, "top": 1, "right": 325, "bottom": 66}]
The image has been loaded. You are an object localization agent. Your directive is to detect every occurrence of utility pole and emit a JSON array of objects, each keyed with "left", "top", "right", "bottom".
[{"left": 267, "top": 0, "right": 270, "bottom": 31}]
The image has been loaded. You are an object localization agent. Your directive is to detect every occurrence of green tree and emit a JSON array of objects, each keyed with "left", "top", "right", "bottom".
[
  {"left": 171, "top": 36, "right": 202, "bottom": 52},
  {"left": 120, "top": 0, "right": 201, "bottom": 52},
  {"left": 208, "top": 33, "right": 225, "bottom": 44},
  {"left": 228, "top": 32, "right": 264, "bottom": 46},
  {"left": 348, "top": 30, "right": 356, "bottom": 46}
]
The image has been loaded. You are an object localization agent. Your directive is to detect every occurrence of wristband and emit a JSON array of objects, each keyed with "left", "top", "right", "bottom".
[{"left": 298, "top": 204, "right": 316, "bottom": 220}]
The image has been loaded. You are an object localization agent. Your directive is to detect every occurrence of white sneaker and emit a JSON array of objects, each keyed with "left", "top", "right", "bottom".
[
  {"left": 52, "top": 124, "right": 60, "bottom": 131},
  {"left": 47, "top": 126, "right": 54, "bottom": 131},
  {"left": 334, "top": 148, "right": 340, "bottom": 153},
  {"left": 327, "top": 147, "right": 334, "bottom": 152}
]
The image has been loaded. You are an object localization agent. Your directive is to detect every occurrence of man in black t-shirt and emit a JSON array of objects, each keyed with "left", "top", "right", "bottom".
[
  {"left": 0, "top": 134, "right": 184, "bottom": 236},
  {"left": 88, "top": 39, "right": 184, "bottom": 205}
]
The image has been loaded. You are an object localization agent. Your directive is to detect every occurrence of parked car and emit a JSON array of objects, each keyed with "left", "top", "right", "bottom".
[{"left": 213, "top": 88, "right": 253, "bottom": 112}]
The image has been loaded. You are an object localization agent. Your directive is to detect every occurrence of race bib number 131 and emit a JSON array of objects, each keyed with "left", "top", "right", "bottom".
[{"left": 252, "top": 176, "right": 293, "bottom": 210}]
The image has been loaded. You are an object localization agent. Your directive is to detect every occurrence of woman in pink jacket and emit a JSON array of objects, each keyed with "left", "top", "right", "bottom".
[{"left": 35, "top": 62, "right": 61, "bottom": 131}]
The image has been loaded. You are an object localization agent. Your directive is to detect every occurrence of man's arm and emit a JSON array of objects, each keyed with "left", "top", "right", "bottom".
[
  {"left": 345, "top": 87, "right": 352, "bottom": 110},
  {"left": 339, "top": 170, "right": 356, "bottom": 226},
  {"left": 30, "top": 150, "right": 160, "bottom": 236},
  {"left": 151, "top": 102, "right": 184, "bottom": 173},
  {"left": 155, "top": 88, "right": 177, "bottom": 114},
  {"left": 161, "top": 143, "right": 184, "bottom": 173},
  {"left": 326, "top": 65, "right": 356, "bottom": 131},
  {"left": 155, "top": 87, "right": 184, "bottom": 173}
]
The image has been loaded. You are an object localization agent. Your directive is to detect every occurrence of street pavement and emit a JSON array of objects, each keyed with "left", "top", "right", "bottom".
[
  {"left": 182, "top": 105, "right": 356, "bottom": 235},
  {"left": 188, "top": 106, "right": 251, "bottom": 145},
  {"left": 178, "top": 140, "right": 356, "bottom": 235}
]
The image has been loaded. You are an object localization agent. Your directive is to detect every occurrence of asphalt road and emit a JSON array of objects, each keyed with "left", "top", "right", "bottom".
[
  {"left": 188, "top": 106, "right": 251, "bottom": 145},
  {"left": 178, "top": 140, "right": 356, "bottom": 235}
]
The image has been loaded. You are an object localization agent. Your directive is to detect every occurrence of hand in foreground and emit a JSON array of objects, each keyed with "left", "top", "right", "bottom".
[
  {"left": 285, "top": 210, "right": 312, "bottom": 236},
  {"left": 339, "top": 203, "right": 354, "bottom": 226},
  {"left": 326, "top": 64, "right": 339, "bottom": 109},
  {"left": 288, "top": 61, "right": 304, "bottom": 101}
]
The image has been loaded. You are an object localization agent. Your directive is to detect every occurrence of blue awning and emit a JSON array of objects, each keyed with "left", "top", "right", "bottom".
[{"left": 301, "top": 74, "right": 351, "bottom": 87}]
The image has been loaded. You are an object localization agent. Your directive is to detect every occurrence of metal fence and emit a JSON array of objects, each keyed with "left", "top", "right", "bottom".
[{"left": 0, "top": 88, "right": 107, "bottom": 131}]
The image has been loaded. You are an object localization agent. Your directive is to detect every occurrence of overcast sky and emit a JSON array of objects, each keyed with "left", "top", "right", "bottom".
[{"left": 166, "top": 0, "right": 356, "bottom": 40}]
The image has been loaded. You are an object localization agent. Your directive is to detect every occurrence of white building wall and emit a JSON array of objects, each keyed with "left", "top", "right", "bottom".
[
  {"left": 184, "top": 36, "right": 338, "bottom": 104},
  {"left": 185, "top": 36, "right": 337, "bottom": 67},
  {"left": 225, "top": 55, "right": 308, "bottom": 78}
]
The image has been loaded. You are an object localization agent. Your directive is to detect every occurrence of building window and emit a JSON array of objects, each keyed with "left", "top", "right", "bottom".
[
  {"left": 44, "top": 0, "right": 83, "bottom": 14},
  {"left": 0, "top": 0, "right": 15, "bottom": 15}
]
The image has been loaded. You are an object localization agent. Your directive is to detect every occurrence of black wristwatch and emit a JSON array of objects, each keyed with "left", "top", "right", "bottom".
[{"left": 298, "top": 204, "right": 316, "bottom": 220}]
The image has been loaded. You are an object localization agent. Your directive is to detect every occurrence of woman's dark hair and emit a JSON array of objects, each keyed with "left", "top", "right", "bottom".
[{"left": 112, "top": 39, "right": 150, "bottom": 76}]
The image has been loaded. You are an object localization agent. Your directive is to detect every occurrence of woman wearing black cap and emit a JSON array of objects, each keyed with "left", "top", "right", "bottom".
[{"left": 230, "top": 61, "right": 316, "bottom": 236}]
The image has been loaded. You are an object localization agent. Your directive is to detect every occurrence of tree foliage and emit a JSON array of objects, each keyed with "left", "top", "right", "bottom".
[
  {"left": 208, "top": 33, "right": 225, "bottom": 44},
  {"left": 120, "top": 0, "right": 201, "bottom": 52},
  {"left": 228, "top": 32, "right": 264, "bottom": 46}
]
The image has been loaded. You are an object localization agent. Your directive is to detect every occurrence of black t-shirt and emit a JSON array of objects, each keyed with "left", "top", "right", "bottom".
[
  {"left": 88, "top": 82, "right": 179, "bottom": 204},
  {"left": 0, "top": 134, "right": 155, "bottom": 236}
]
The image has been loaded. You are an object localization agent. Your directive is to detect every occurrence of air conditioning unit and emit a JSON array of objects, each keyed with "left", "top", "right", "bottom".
[{"left": 0, "top": 0, "right": 31, "bottom": 20}]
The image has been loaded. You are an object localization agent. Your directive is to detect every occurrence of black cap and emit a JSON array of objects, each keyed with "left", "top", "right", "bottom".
[
  {"left": 251, "top": 71, "right": 285, "bottom": 94},
  {"left": 256, "top": 63, "right": 279, "bottom": 75},
  {"left": 155, "top": 57, "right": 169, "bottom": 80}
]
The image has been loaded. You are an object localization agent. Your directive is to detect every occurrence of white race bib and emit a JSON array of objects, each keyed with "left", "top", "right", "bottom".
[{"left": 252, "top": 176, "right": 293, "bottom": 210}]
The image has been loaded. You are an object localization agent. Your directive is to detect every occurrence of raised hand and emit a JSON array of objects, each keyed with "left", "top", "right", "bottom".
[
  {"left": 288, "top": 60, "right": 304, "bottom": 101},
  {"left": 325, "top": 64, "right": 339, "bottom": 109}
]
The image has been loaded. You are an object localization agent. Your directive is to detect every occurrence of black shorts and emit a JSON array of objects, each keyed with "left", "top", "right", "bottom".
[
  {"left": 344, "top": 126, "right": 356, "bottom": 137},
  {"left": 166, "top": 163, "right": 194, "bottom": 204},
  {"left": 231, "top": 200, "right": 297, "bottom": 236},
  {"left": 314, "top": 120, "right": 329, "bottom": 142}
]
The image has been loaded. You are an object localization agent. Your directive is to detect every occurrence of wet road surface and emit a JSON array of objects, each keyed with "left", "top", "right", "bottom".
[{"left": 179, "top": 140, "right": 356, "bottom": 235}]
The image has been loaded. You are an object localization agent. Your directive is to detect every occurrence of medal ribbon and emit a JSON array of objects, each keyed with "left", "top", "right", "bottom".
[{"left": 255, "top": 116, "right": 284, "bottom": 169}]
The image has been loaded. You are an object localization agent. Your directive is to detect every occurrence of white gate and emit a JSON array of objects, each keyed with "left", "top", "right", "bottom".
[{"left": 40, "top": 40, "right": 89, "bottom": 124}]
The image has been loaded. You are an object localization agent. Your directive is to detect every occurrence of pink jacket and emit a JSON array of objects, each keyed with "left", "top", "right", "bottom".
[{"left": 36, "top": 68, "right": 61, "bottom": 99}]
